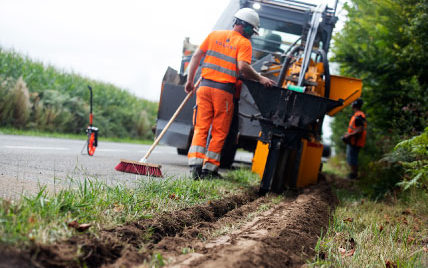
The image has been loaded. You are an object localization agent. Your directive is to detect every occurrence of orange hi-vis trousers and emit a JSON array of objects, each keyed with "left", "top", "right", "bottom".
[{"left": 188, "top": 81, "right": 234, "bottom": 172}]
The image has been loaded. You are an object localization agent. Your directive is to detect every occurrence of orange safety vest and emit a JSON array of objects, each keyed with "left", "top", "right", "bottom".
[
  {"left": 199, "top": 30, "right": 252, "bottom": 84},
  {"left": 347, "top": 110, "right": 367, "bottom": 147}
]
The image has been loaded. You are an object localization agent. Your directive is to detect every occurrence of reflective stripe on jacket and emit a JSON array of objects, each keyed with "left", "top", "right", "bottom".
[
  {"left": 199, "top": 30, "right": 252, "bottom": 84},
  {"left": 347, "top": 110, "right": 367, "bottom": 147}
]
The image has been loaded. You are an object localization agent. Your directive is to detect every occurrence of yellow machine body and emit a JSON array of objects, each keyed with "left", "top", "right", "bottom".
[
  {"left": 252, "top": 139, "right": 323, "bottom": 188},
  {"left": 252, "top": 139, "right": 269, "bottom": 179},
  {"left": 295, "top": 140, "right": 323, "bottom": 188},
  {"left": 328, "top": 75, "right": 363, "bottom": 116}
]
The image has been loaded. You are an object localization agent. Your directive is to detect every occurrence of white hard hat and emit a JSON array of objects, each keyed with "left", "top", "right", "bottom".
[{"left": 234, "top": 8, "right": 260, "bottom": 34}]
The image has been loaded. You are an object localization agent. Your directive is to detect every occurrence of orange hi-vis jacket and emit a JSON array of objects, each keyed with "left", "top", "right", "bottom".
[
  {"left": 347, "top": 110, "right": 367, "bottom": 147},
  {"left": 199, "top": 30, "right": 252, "bottom": 84},
  {"left": 188, "top": 30, "right": 252, "bottom": 172}
]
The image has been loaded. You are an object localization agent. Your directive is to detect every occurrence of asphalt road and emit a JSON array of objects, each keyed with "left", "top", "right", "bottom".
[{"left": 0, "top": 135, "right": 252, "bottom": 199}]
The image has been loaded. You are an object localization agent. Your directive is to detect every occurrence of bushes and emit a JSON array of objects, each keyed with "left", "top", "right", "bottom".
[
  {"left": 358, "top": 159, "right": 404, "bottom": 199},
  {"left": 329, "top": 0, "right": 428, "bottom": 199},
  {"left": 391, "top": 127, "right": 428, "bottom": 191},
  {"left": 0, "top": 47, "right": 158, "bottom": 139},
  {"left": 358, "top": 128, "right": 428, "bottom": 199}
]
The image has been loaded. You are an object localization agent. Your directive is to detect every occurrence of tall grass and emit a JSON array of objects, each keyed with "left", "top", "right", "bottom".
[
  {"left": 0, "top": 47, "right": 158, "bottom": 139},
  {"left": 0, "top": 77, "right": 30, "bottom": 126},
  {"left": 0, "top": 169, "right": 259, "bottom": 245}
]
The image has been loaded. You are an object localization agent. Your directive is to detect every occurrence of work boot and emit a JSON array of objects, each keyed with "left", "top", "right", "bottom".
[
  {"left": 190, "top": 165, "right": 203, "bottom": 180},
  {"left": 201, "top": 169, "right": 223, "bottom": 179}
]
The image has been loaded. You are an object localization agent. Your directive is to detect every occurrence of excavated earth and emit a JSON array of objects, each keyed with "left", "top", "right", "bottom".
[{"left": 0, "top": 177, "right": 337, "bottom": 268}]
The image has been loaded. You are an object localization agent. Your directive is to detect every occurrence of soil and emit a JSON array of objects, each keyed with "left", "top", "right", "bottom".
[{"left": 0, "top": 177, "right": 337, "bottom": 268}]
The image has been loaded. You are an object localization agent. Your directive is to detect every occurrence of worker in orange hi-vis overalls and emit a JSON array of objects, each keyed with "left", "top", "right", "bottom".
[
  {"left": 343, "top": 98, "right": 367, "bottom": 179},
  {"left": 184, "top": 8, "right": 275, "bottom": 179}
]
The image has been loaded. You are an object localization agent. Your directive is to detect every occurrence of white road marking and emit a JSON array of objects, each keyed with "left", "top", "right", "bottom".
[
  {"left": 4, "top": 145, "right": 69, "bottom": 150},
  {"left": 96, "top": 149, "right": 126, "bottom": 152},
  {"left": 138, "top": 151, "right": 177, "bottom": 154}
]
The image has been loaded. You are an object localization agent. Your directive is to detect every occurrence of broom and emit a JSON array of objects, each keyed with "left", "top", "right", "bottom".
[{"left": 115, "top": 77, "right": 202, "bottom": 177}]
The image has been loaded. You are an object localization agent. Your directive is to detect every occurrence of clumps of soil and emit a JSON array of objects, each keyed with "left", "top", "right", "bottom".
[
  {"left": 159, "top": 180, "right": 337, "bottom": 267},
  {"left": 0, "top": 246, "right": 33, "bottom": 268},
  {"left": 1, "top": 178, "right": 338, "bottom": 268},
  {"left": 3, "top": 189, "right": 259, "bottom": 268}
]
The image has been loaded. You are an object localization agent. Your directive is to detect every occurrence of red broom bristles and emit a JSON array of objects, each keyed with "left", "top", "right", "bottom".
[{"left": 115, "top": 160, "right": 163, "bottom": 177}]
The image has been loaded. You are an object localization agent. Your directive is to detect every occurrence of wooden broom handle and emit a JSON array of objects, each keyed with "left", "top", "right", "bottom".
[{"left": 139, "top": 77, "right": 202, "bottom": 162}]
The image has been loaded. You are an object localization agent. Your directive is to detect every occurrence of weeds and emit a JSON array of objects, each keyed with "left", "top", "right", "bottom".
[
  {"left": 149, "top": 252, "right": 166, "bottom": 267},
  {"left": 181, "top": 247, "right": 194, "bottom": 254}
]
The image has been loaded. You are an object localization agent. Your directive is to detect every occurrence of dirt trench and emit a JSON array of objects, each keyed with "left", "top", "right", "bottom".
[{"left": 0, "top": 177, "right": 337, "bottom": 268}]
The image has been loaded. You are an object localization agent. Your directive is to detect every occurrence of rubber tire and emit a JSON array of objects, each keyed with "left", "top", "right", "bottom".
[
  {"left": 322, "top": 144, "right": 331, "bottom": 158},
  {"left": 177, "top": 147, "right": 189, "bottom": 156}
]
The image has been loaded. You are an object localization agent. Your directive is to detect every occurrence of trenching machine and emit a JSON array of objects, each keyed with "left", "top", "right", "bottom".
[{"left": 155, "top": 0, "right": 362, "bottom": 193}]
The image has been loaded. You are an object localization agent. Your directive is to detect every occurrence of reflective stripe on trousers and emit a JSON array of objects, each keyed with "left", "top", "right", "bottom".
[
  {"left": 188, "top": 145, "right": 206, "bottom": 166},
  {"left": 203, "top": 161, "right": 218, "bottom": 172},
  {"left": 187, "top": 85, "right": 234, "bottom": 172}
]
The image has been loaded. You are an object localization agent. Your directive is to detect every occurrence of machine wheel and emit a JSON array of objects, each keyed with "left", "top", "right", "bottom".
[
  {"left": 177, "top": 147, "right": 189, "bottom": 155},
  {"left": 322, "top": 144, "right": 331, "bottom": 158},
  {"left": 87, "top": 132, "right": 96, "bottom": 156}
]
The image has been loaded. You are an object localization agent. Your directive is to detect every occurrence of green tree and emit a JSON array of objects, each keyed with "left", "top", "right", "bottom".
[{"left": 331, "top": 0, "right": 428, "bottom": 159}]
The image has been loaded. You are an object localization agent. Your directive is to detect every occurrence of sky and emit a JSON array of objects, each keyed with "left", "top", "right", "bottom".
[
  {"left": 0, "top": 0, "right": 345, "bottom": 102},
  {"left": 0, "top": 0, "right": 231, "bottom": 101}
]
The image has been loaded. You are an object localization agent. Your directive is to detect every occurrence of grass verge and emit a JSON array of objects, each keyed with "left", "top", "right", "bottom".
[
  {"left": 0, "top": 127, "right": 153, "bottom": 144},
  {"left": 0, "top": 169, "right": 259, "bottom": 245},
  {"left": 322, "top": 155, "right": 349, "bottom": 178},
  {"left": 309, "top": 179, "right": 428, "bottom": 267}
]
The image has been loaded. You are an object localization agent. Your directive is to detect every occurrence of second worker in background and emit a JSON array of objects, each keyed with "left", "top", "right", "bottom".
[
  {"left": 343, "top": 98, "right": 367, "bottom": 179},
  {"left": 185, "top": 8, "right": 275, "bottom": 179}
]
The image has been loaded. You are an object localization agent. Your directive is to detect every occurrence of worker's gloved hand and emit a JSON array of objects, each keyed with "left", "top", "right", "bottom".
[
  {"left": 259, "top": 75, "right": 276, "bottom": 87},
  {"left": 184, "top": 80, "right": 195, "bottom": 94}
]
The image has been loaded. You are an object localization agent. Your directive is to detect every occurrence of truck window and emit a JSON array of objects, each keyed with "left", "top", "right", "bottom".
[{"left": 251, "top": 16, "right": 302, "bottom": 62}]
